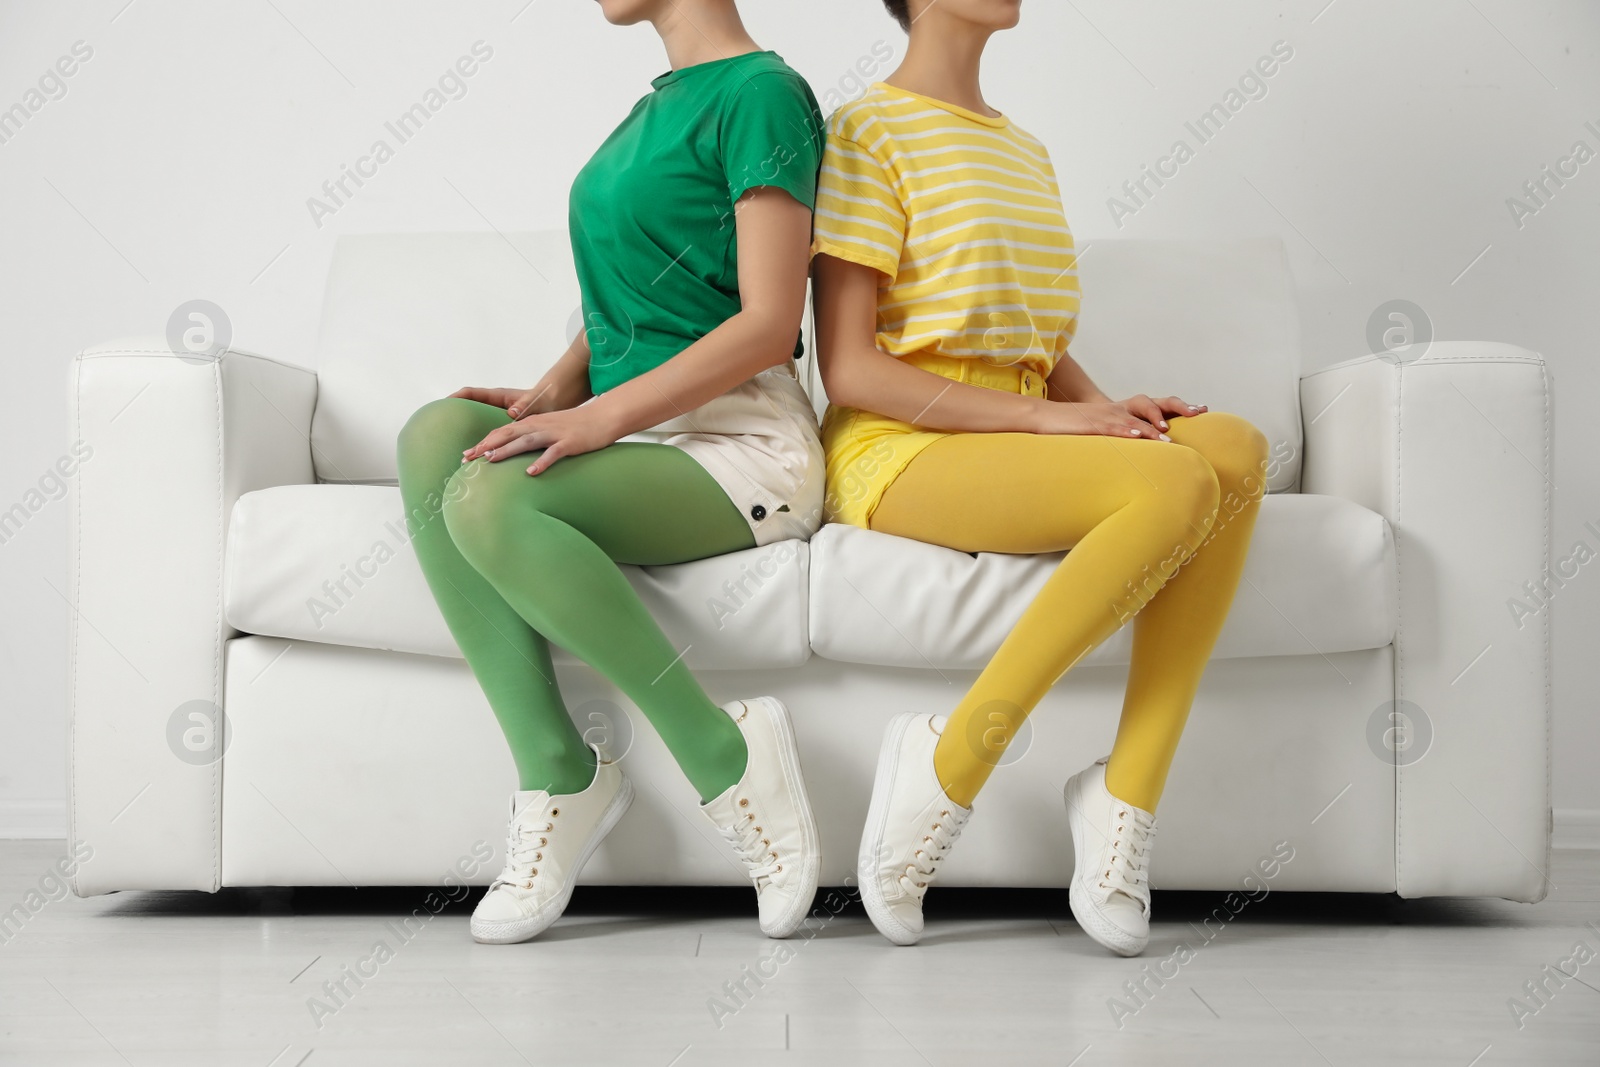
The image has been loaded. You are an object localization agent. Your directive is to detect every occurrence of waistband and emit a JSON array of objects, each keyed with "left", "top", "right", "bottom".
[{"left": 899, "top": 351, "right": 1048, "bottom": 398}]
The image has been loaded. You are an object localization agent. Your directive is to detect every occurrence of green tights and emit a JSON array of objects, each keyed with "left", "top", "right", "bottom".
[{"left": 396, "top": 397, "right": 754, "bottom": 802}]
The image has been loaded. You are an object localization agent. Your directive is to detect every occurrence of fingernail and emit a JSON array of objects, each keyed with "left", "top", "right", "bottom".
[
  {"left": 1160, "top": 420, "right": 1168, "bottom": 429},
  {"left": 1188, "top": 405, "right": 1198, "bottom": 411},
  {"left": 1160, "top": 434, "right": 1171, "bottom": 442}
]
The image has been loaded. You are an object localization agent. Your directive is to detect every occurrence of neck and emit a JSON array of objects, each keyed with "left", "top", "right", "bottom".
[
  {"left": 651, "top": 1, "right": 761, "bottom": 71},
  {"left": 885, "top": 20, "right": 996, "bottom": 116}
]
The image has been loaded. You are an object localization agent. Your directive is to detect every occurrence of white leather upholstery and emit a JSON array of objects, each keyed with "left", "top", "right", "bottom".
[
  {"left": 313, "top": 234, "right": 1304, "bottom": 491},
  {"left": 221, "top": 636, "right": 1400, "bottom": 893},
  {"left": 808, "top": 493, "right": 1394, "bottom": 670},
  {"left": 310, "top": 231, "right": 582, "bottom": 484},
  {"left": 1066, "top": 237, "right": 1305, "bottom": 493},
  {"left": 65, "top": 236, "right": 1553, "bottom": 905},
  {"left": 67, "top": 342, "right": 317, "bottom": 893},
  {"left": 223, "top": 484, "right": 811, "bottom": 670},
  {"left": 800, "top": 237, "right": 1306, "bottom": 494},
  {"left": 1302, "top": 343, "right": 1553, "bottom": 901}
]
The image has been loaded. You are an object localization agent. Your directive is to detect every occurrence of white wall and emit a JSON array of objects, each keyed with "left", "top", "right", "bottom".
[{"left": 1, "top": 0, "right": 1596, "bottom": 836}]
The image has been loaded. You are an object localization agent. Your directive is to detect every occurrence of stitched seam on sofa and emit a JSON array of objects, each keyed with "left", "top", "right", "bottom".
[
  {"left": 67, "top": 356, "right": 83, "bottom": 895},
  {"left": 796, "top": 541, "right": 811, "bottom": 666},
  {"left": 1539, "top": 359, "right": 1553, "bottom": 898},
  {"left": 210, "top": 359, "right": 224, "bottom": 891},
  {"left": 79, "top": 347, "right": 316, "bottom": 377},
  {"left": 1393, "top": 359, "right": 1405, "bottom": 895},
  {"left": 1299, "top": 353, "right": 1543, "bottom": 381}
]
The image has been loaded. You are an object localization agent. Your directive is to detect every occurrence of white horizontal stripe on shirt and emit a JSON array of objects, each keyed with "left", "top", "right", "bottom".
[
  {"left": 909, "top": 215, "right": 1073, "bottom": 248},
  {"left": 900, "top": 237, "right": 1077, "bottom": 269},
  {"left": 814, "top": 226, "right": 901, "bottom": 261},
  {"left": 913, "top": 196, "right": 1069, "bottom": 226},
  {"left": 814, "top": 205, "right": 903, "bottom": 239},
  {"left": 880, "top": 282, "right": 1081, "bottom": 313},
  {"left": 888, "top": 259, "right": 1078, "bottom": 285}
]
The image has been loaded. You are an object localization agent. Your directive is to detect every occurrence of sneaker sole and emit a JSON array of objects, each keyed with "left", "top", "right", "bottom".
[
  {"left": 1063, "top": 772, "right": 1148, "bottom": 958},
  {"left": 749, "top": 696, "right": 822, "bottom": 939},
  {"left": 857, "top": 712, "right": 922, "bottom": 947},
  {"left": 470, "top": 773, "right": 636, "bottom": 945}
]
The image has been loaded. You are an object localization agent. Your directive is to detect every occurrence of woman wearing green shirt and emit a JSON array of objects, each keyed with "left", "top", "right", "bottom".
[{"left": 396, "top": 0, "right": 826, "bottom": 944}]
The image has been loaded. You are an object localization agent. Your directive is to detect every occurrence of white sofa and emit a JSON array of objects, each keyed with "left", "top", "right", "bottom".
[{"left": 66, "top": 233, "right": 1553, "bottom": 903}]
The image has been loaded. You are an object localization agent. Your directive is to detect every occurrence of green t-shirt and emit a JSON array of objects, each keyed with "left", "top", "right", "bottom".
[{"left": 569, "top": 51, "right": 825, "bottom": 394}]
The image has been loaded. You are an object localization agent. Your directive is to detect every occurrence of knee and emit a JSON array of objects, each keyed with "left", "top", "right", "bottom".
[
  {"left": 1178, "top": 411, "right": 1271, "bottom": 505},
  {"left": 397, "top": 397, "right": 480, "bottom": 468},
  {"left": 440, "top": 461, "right": 505, "bottom": 561},
  {"left": 440, "top": 461, "right": 556, "bottom": 568},
  {"left": 1146, "top": 445, "right": 1222, "bottom": 546}
]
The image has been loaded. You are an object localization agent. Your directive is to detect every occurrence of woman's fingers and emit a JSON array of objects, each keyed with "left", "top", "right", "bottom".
[
  {"left": 1103, "top": 414, "right": 1169, "bottom": 442},
  {"left": 463, "top": 420, "right": 531, "bottom": 460},
  {"left": 525, "top": 441, "right": 567, "bottom": 476},
  {"left": 479, "top": 431, "right": 552, "bottom": 462},
  {"left": 1133, "top": 417, "right": 1170, "bottom": 441},
  {"left": 1159, "top": 395, "right": 1207, "bottom": 418},
  {"left": 449, "top": 386, "right": 515, "bottom": 408},
  {"left": 1126, "top": 394, "right": 1170, "bottom": 431},
  {"left": 507, "top": 384, "right": 552, "bottom": 420}
]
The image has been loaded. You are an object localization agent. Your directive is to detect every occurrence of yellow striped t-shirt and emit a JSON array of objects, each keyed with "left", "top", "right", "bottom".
[{"left": 811, "top": 81, "right": 1080, "bottom": 379}]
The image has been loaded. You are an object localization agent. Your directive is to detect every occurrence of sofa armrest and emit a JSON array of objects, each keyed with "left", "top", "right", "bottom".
[
  {"left": 67, "top": 339, "right": 317, "bottom": 895},
  {"left": 1300, "top": 341, "right": 1552, "bottom": 901}
]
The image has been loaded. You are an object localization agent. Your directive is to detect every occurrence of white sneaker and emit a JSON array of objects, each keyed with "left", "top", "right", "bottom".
[
  {"left": 857, "top": 712, "right": 972, "bottom": 946},
  {"left": 1064, "top": 755, "right": 1157, "bottom": 956},
  {"left": 470, "top": 743, "right": 634, "bottom": 945},
  {"left": 699, "top": 696, "right": 820, "bottom": 938}
]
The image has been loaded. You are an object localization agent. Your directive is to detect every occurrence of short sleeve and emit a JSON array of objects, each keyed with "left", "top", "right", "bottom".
[
  {"left": 811, "top": 126, "right": 906, "bottom": 278},
  {"left": 721, "top": 71, "right": 825, "bottom": 209}
]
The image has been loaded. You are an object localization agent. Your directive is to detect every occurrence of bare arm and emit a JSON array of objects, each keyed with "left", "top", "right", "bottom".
[
  {"left": 450, "top": 330, "right": 593, "bottom": 417},
  {"left": 813, "top": 254, "right": 1170, "bottom": 438},
  {"left": 1044, "top": 350, "right": 1111, "bottom": 405},
  {"left": 813, "top": 253, "right": 1053, "bottom": 432},
  {"left": 1045, "top": 349, "right": 1207, "bottom": 430},
  {"left": 582, "top": 184, "right": 810, "bottom": 432},
  {"left": 463, "top": 185, "right": 813, "bottom": 471}
]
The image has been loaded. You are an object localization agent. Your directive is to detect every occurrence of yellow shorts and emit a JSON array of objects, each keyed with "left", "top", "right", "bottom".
[{"left": 821, "top": 351, "right": 1050, "bottom": 529}]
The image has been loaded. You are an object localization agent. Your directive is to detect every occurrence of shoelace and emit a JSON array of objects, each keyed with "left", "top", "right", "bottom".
[
  {"left": 897, "top": 808, "right": 969, "bottom": 901},
  {"left": 1098, "top": 806, "right": 1157, "bottom": 908},
  {"left": 717, "top": 802, "right": 781, "bottom": 887},
  {"left": 490, "top": 813, "right": 555, "bottom": 893}
]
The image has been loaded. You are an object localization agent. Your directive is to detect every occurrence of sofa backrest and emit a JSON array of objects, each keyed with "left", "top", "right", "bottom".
[
  {"left": 312, "top": 232, "right": 1303, "bottom": 491},
  {"left": 310, "top": 231, "right": 582, "bottom": 484},
  {"left": 1075, "top": 236, "right": 1302, "bottom": 492},
  {"left": 798, "top": 235, "right": 1304, "bottom": 493}
]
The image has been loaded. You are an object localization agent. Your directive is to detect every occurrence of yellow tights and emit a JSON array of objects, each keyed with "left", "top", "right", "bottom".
[{"left": 868, "top": 412, "right": 1270, "bottom": 813}]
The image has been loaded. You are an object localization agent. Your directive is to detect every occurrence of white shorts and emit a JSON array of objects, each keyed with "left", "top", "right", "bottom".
[{"left": 616, "top": 362, "right": 825, "bottom": 547}]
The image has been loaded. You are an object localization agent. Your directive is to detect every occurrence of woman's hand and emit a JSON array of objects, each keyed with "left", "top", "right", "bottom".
[
  {"left": 461, "top": 403, "right": 620, "bottom": 475},
  {"left": 1115, "top": 393, "right": 1207, "bottom": 434},
  {"left": 1036, "top": 399, "right": 1193, "bottom": 441},
  {"left": 447, "top": 386, "right": 524, "bottom": 411},
  {"left": 449, "top": 371, "right": 592, "bottom": 420}
]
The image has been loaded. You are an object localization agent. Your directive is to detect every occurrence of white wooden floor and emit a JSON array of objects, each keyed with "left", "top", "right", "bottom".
[{"left": 1, "top": 841, "right": 1597, "bottom": 1066}]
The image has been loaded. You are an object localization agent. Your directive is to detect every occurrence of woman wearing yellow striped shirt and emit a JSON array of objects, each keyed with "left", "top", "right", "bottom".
[{"left": 813, "top": 0, "right": 1270, "bottom": 955}]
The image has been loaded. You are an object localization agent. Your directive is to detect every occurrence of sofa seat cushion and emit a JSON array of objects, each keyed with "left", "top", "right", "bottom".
[
  {"left": 807, "top": 493, "right": 1394, "bottom": 669},
  {"left": 224, "top": 484, "right": 811, "bottom": 669}
]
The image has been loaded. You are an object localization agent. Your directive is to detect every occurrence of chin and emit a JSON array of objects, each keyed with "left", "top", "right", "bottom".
[
  {"left": 936, "top": 0, "right": 1022, "bottom": 31},
  {"left": 969, "top": 0, "right": 1022, "bottom": 30},
  {"left": 989, "top": 0, "right": 1024, "bottom": 30},
  {"left": 595, "top": 0, "right": 657, "bottom": 26}
]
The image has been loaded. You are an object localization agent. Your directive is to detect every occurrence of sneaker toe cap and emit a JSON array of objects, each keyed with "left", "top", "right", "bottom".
[{"left": 473, "top": 888, "right": 533, "bottom": 925}]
